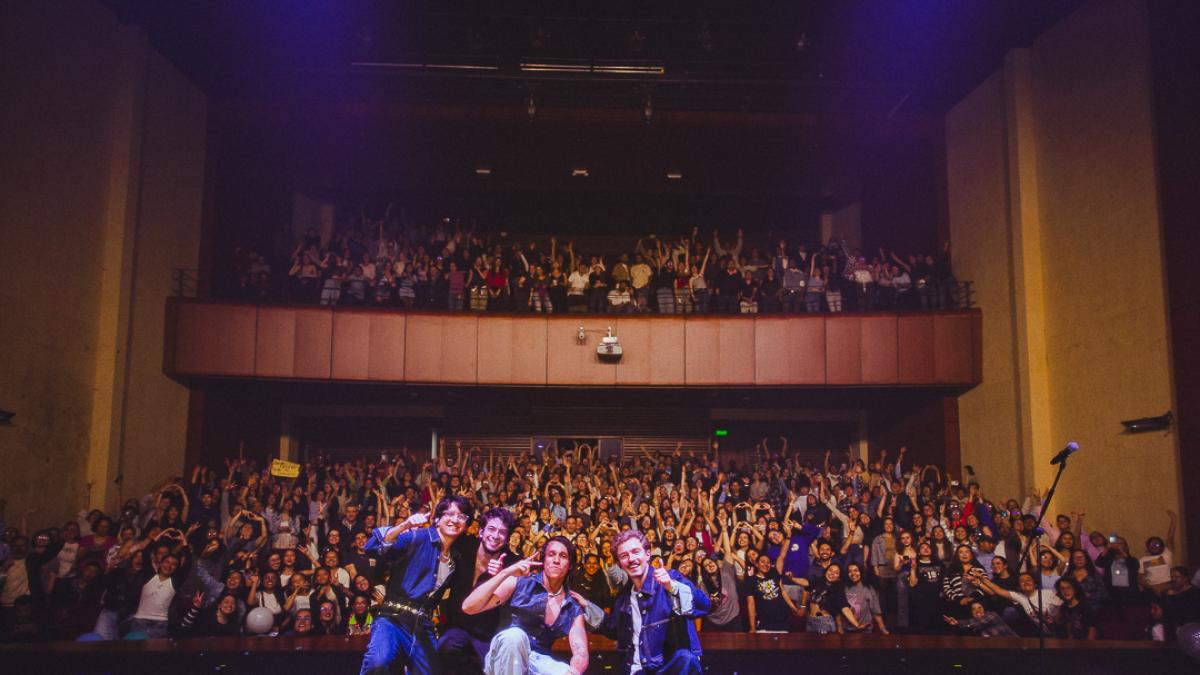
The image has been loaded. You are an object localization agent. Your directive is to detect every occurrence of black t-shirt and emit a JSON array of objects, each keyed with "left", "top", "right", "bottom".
[
  {"left": 440, "top": 537, "right": 517, "bottom": 642},
  {"left": 914, "top": 559, "right": 944, "bottom": 598},
  {"left": 344, "top": 549, "right": 375, "bottom": 584},
  {"left": 1163, "top": 586, "right": 1200, "bottom": 636},
  {"left": 808, "top": 577, "right": 848, "bottom": 618},
  {"left": 1056, "top": 601, "right": 1095, "bottom": 639},
  {"left": 569, "top": 570, "right": 613, "bottom": 611},
  {"left": 749, "top": 570, "right": 791, "bottom": 631}
]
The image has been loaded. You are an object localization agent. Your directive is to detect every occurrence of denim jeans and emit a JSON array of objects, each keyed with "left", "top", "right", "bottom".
[
  {"left": 360, "top": 615, "right": 440, "bottom": 675},
  {"left": 128, "top": 617, "right": 168, "bottom": 638},
  {"left": 93, "top": 609, "right": 119, "bottom": 640},
  {"left": 650, "top": 649, "right": 703, "bottom": 675}
]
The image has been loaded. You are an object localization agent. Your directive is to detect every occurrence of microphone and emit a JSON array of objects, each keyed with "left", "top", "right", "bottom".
[{"left": 1049, "top": 442, "right": 1079, "bottom": 466}]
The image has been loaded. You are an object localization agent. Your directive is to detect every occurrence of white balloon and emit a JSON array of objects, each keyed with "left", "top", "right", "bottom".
[
  {"left": 1180, "top": 622, "right": 1200, "bottom": 661},
  {"left": 245, "top": 607, "right": 275, "bottom": 634}
]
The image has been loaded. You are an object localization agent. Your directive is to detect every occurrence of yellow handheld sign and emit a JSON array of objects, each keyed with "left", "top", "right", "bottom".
[{"left": 269, "top": 459, "right": 301, "bottom": 478}]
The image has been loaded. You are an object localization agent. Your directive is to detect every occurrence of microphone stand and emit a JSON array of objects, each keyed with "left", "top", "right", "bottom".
[{"left": 1016, "top": 456, "right": 1070, "bottom": 675}]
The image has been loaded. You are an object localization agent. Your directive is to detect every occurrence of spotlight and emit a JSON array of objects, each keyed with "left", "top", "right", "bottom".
[
  {"left": 1120, "top": 411, "right": 1173, "bottom": 433},
  {"left": 526, "top": 93, "right": 537, "bottom": 121},
  {"left": 571, "top": 167, "right": 589, "bottom": 177},
  {"left": 795, "top": 32, "right": 809, "bottom": 52},
  {"left": 666, "top": 170, "right": 682, "bottom": 180},
  {"left": 475, "top": 163, "right": 492, "bottom": 176}
]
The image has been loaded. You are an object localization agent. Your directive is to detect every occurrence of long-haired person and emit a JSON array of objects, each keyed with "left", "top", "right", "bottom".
[{"left": 463, "top": 536, "right": 589, "bottom": 675}]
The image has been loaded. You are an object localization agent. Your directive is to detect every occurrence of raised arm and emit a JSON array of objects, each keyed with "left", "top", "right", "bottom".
[
  {"left": 462, "top": 553, "right": 537, "bottom": 614},
  {"left": 1166, "top": 510, "right": 1178, "bottom": 552}
]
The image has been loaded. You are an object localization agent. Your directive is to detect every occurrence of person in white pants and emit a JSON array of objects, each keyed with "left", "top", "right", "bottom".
[{"left": 463, "top": 536, "right": 589, "bottom": 675}]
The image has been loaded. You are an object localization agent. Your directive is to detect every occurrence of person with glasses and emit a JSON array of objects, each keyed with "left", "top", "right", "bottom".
[{"left": 358, "top": 496, "right": 474, "bottom": 675}]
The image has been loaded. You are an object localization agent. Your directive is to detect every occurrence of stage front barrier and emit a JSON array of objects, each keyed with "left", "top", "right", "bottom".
[{"left": 0, "top": 633, "right": 1186, "bottom": 675}]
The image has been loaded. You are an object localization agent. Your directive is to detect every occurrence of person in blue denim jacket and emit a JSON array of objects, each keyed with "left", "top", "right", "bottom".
[
  {"left": 462, "top": 536, "right": 589, "bottom": 675},
  {"left": 358, "top": 495, "right": 473, "bottom": 675},
  {"left": 597, "top": 530, "right": 710, "bottom": 675}
]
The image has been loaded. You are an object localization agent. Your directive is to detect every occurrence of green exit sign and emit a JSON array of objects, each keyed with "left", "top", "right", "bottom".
[{"left": 714, "top": 429, "right": 729, "bottom": 437}]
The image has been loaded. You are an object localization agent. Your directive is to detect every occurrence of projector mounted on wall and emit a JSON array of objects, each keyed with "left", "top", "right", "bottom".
[{"left": 597, "top": 326, "right": 622, "bottom": 363}]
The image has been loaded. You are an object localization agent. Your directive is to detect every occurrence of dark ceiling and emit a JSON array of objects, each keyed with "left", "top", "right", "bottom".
[{"left": 104, "top": 0, "right": 1083, "bottom": 117}]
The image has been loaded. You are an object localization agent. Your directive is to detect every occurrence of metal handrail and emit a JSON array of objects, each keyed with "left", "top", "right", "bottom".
[
  {"left": 179, "top": 266, "right": 976, "bottom": 311},
  {"left": 172, "top": 269, "right": 199, "bottom": 298}
]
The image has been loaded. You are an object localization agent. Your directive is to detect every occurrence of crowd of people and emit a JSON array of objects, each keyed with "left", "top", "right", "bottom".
[
  {"left": 2, "top": 438, "right": 1196, "bottom": 670},
  {"left": 220, "top": 216, "right": 962, "bottom": 314}
]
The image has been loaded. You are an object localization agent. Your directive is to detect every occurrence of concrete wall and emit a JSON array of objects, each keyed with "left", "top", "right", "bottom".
[
  {"left": 0, "top": 1, "right": 206, "bottom": 526},
  {"left": 948, "top": 0, "right": 1181, "bottom": 554}
]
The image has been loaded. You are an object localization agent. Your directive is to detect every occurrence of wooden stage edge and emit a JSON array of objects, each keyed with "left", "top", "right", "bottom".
[{"left": 0, "top": 632, "right": 1175, "bottom": 654}]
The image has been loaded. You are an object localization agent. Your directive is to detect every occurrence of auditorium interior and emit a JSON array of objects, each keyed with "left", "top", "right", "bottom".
[{"left": 2, "top": 0, "right": 1199, "bottom": 672}]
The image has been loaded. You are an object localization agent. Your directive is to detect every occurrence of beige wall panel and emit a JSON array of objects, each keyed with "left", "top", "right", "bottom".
[
  {"left": 405, "top": 314, "right": 445, "bottom": 382},
  {"left": 753, "top": 319, "right": 791, "bottom": 385},
  {"left": 614, "top": 318, "right": 651, "bottom": 385},
  {"left": 718, "top": 319, "right": 756, "bottom": 385},
  {"left": 367, "top": 313, "right": 406, "bottom": 381},
  {"left": 825, "top": 316, "right": 863, "bottom": 385},
  {"left": 293, "top": 309, "right": 332, "bottom": 379},
  {"left": 255, "top": 307, "right": 296, "bottom": 377},
  {"left": 477, "top": 317, "right": 515, "bottom": 384},
  {"left": 860, "top": 316, "right": 899, "bottom": 384},
  {"left": 648, "top": 319, "right": 686, "bottom": 384},
  {"left": 789, "top": 318, "right": 828, "bottom": 384},
  {"left": 331, "top": 311, "right": 370, "bottom": 380},
  {"left": 440, "top": 315, "right": 479, "bottom": 383},
  {"left": 933, "top": 314, "right": 974, "bottom": 384},
  {"left": 510, "top": 319, "right": 548, "bottom": 384},
  {"left": 898, "top": 315, "right": 936, "bottom": 384},
  {"left": 684, "top": 320, "right": 721, "bottom": 384},
  {"left": 175, "top": 303, "right": 256, "bottom": 376}
]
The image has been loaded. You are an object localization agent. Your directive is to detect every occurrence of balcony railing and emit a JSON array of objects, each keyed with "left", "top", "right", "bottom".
[
  {"left": 171, "top": 268, "right": 976, "bottom": 313},
  {"left": 164, "top": 297, "right": 982, "bottom": 388}
]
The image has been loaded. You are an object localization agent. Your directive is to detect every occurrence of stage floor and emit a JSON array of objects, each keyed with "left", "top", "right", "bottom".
[{"left": 0, "top": 633, "right": 1188, "bottom": 674}]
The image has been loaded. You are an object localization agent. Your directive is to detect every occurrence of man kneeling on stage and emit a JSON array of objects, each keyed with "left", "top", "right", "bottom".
[
  {"left": 462, "top": 536, "right": 589, "bottom": 675},
  {"left": 359, "top": 496, "right": 472, "bottom": 675},
  {"left": 595, "top": 530, "right": 710, "bottom": 675}
]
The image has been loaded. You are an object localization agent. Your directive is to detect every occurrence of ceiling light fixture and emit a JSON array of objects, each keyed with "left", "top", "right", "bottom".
[{"left": 520, "top": 61, "right": 663, "bottom": 75}]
